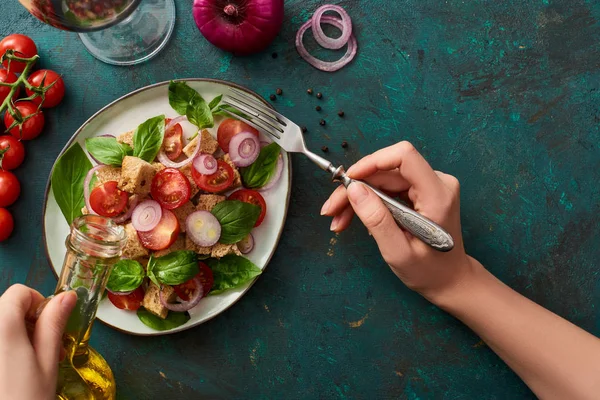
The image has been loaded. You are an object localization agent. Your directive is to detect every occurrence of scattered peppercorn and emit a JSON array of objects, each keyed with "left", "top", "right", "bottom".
[
  {"left": 301, "top": 126, "right": 307, "bottom": 133},
  {"left": 272, "top": 52, "right": 278, "bottom": 59},
  {"left": 307, "top": 88, "right": 313, "bottom": 95},
  {"left": 337, "top": 110, "right": 345, "bottom": 117},
  {"left": 321, "top": 145, "right": 329, "bottom": 152},
  {"left": 269, "top": 94, "right": 276, "bottom": 101},
  {"left": 276, "top": 88, "right": 283, "bottom": 95},
  {"left": 319, "top": 119, "right": 326, "bottom": 126},
  {"left": 316, "top": 92, "right": 323, "bottom": 99},
  {"left": 315, "top": 105, "right": 322, "bottom": 111},
  {"left": 341, "top": 141, "right": 348, "bottom": 148}
]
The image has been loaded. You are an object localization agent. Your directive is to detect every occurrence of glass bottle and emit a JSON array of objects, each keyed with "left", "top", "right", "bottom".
[{"left": 51, "top": 215, "right": 126, "bottom": 400}]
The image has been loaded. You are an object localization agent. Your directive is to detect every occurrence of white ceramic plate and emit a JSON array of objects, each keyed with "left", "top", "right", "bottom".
[{"left": 43, "top": 79, "right": 291, "bottom": 336}]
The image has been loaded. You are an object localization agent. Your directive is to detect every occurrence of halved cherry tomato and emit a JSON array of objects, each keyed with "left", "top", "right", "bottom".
[
  {"left": 137, "top": 208, "right": 180, "bottom": 251},
  {"left": 173, "top": 262, "right": 214, "bottom": 300},
  {"left": 0, "top": 136, "right": 25, "bottom": 170},
  {"left": 228, "top": 189, "right": 267, "bottom": 227},
  {"left": 0, "top": 170, "right": 20, "bottom": 208},
  {"left": 4, "top": 101, "right": 45, "bottom": 141},
  {"left": 0, "top": 70, "right": 19, "bottom": 104},
  {"left": 151, "top": 168, "right": 191, "bottom": 210},
  {"left": 89, "top": 181, "right": 128, "bottom": 217},
  {"left": 0, "top": 208, "right": 14, "bottom": 242},
  {"left": 107, "top": 286, "right": 145, "bottom": 311},
  {"left": 217, "top": 119, "right": 260, "bottom": 153},
  {"left": 162, "top": 119, "right": 183, "bottom": 161},
  {"left": 192, "top": 160, "right": 234, "bottom": 193},
  {"left": 0, "top": 34, "right": 38, "bottom": 73},
  {"left": 25, "top": 69, "right": 65, "bottom": 108}
]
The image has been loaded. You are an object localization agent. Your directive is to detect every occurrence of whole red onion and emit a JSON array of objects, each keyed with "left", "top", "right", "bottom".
[{"left": 193, "top": 0, "right": 284, "bottom": 55}]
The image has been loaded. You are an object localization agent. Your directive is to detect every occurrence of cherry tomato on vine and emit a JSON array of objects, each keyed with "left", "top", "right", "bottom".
[
  {"left": 0, "top": 34, "right": 38, "bottom": 73},
  {"left": 25, "top": 69, "right": 65, "bottom": 108},
  {"left": 0, "top": 170, "right": 20, "bottom": 207},
  {"left": 0, "top": 208, "right": 14, "bottom": 242},
  {"left": 0, "top": 136, "right": 25, "bottom": 170},
  {"left": 0, "top": 70, "right": 19, "bottom": 104},
  {"left": 4, "top": 101, "right": 45, "bottom": 141}
]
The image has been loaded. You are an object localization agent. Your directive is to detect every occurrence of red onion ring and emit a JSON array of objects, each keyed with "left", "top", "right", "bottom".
[
  {"left": 106, "top": 288, "right": 134, "bottom": 296},
  {"left": 258, "top": 154, "right": 283, "bottom": 192},
  {"left": 237, "top": 233, "right": 255, "bottom": 254},
  {"left": 131, "top": 200, "right": 163, "bottom": 232},
  {"left": 83, "top": 165, "right": 104, "bottom": 215},
  {"left": 159, "top": 278, "right": 204, "bottom": 312},
  {"left": 113, "top": 195, "right": 140, "bottom": 224},
  {"left": 311, "top": 5, "right": 353, "bottom": 50},
  {"left": 296, "top": 15, "right": 358, "bottom": 72},
  {"left": 157, "top": 116, "right": 202, "bottom": 168},
  {"left": 193, "top": 154, "right": 217, "bottom": 175},
  {"left": 229, "top": 132, "right": 260, "bottom": 167}
]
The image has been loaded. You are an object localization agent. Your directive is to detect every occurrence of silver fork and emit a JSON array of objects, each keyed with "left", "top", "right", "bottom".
[{"left": 222, "top": 88, "right": 455, "bottom": 252}]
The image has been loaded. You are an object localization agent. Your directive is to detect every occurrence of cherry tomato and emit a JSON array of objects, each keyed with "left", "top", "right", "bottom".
[
  {"left": 89, "top": 181, "right": 128, "bottom": 217},
  {"left": 25, "top": 70, "right": 65, "bottom": 108},
  {"left": 228, "top": 189, "right": 267, "bottom": 227},
  {"left": 163, "top": 119, "right": 183, "bottom": 161},
  {"left": 151, "top": 168, "right": 191, "bottom": 210},
  {"left": 0, "top": 170, "right": 20, "bottom": 207},
  {"left": 192, "top": 160, "right": 234, "bottom": 193},
  {"left": 0, "top": 136, "right": 25, "bottom": 170},
  {"left": 0, "top": 70, "right": 19, "bottom": 104},
  {"left": 107, "top": 286, "right": 145, "bottom": 311},
  {"left": 0, "top": 34, "right": 38, "bottom": 73},
  {"left": 173, "top": 262, "right": 214, "bottom": 300},
  {"left": 137, "top": 208, "right": 180, "bottom": 251},
  {"left": 0, "top": 208, "right": 14, "bottom": 242},
  {"left": 217, "top": 119, "right": 260, "bottom": 153},
  {"left": 4, "top": 101, "right": 45, "bottom": 141}
]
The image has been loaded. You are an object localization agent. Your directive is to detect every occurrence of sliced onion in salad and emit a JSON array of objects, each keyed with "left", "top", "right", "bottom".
[
  {"left": 258, "top": 154, "right": 284, "bottom": 192},
  {"left": 237, "top": 233, "right": 255, "bottom": 254},
  {"left": 186, "top": 211, "right": 221, "bottom": 247},
  {"left": 157, "top": 116, "right": 203, "bottom": 168},
  {"left": 131, "top": 200, "right": 163, "bottom": 232},
  {"left": 83, "top": 165, "right": 104, "bottom": 215},
  {"left": 311, "top": 5, "right": 353, "bottom": 50},
  {"left": 229, "top": 132, "right": 260, "bottom": 167},
  {"left": 193, "top": 154, "right": 218, "bottom": 175},
  {"left": 159, "top": 278, "right": 204, "bottom": 312},
  {"left": 113, "top": 195, "right": 140, "bottom": 224},
  {"left": 106, "top": 288, "right": 134, "bottom": 296}
]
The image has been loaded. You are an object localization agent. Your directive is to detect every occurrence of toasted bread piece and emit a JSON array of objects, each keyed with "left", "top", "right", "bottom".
[
  {"left": 153, "top": 235, "right": 186, "bottom": 258},
  {"left": 196, "top": 194, "right": 226, "bottom": 212},
  {"left": 222, "top": 153, "right": 242, "bottom": 188},
  {"left": 119, "top": 156, "right": 156, "bottom": 197},
  {"left": 122, "top": 223, "right": 149, "bottom": 260},
  {"left": 185, "top": 234, "right": 212, "bottom": 255},
  {"left": 171, "top": 202, "right": 195, "bottom": 233},
  {"left": 183, "top": 130, "right": 220, "bottom": 157},
  {"left": 211, "top": 243, "right": 241, "bottom": 258},
  {"left": 179, "top": 164, "right": 200, "bottom": 198},
  {"left": 117, "top": 130, "right": 135, "bottom": 148},
  {"left": 142, "top": 283, "right": 177, "bottom": 319}
]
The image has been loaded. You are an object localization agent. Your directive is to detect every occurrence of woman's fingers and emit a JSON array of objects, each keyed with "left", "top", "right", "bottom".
[
  {"left": 330, "top": 204, "right": 355, "bottom": 232},
  {"left": 0, "top": 285, "right": 45, "bottom": 342}
]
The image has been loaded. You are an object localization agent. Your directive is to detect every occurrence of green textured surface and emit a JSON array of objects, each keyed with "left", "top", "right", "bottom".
[{"left": 1, "top": 0, "right": 599, "bottom": 398}]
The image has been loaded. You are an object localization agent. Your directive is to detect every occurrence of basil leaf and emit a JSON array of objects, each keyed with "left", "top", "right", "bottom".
[
  {"left": 107, "top": 259, "right": 145, "bottom": 292},
  {"left": 206, "top": 255, "right": 262, "bottom": 295},
  {"left": 168, "top": 81, "right": 201, "bottom": 115},
  {"left": 208, "top": 94, "right": 223, "bottom": 110},
  {"left": 85, "top": 137, "right": 132, "bottom": 166},
  {"left": 147, "top": 251, "right": 199, "bottom": 286},
  {"left": 213, "top": 104, "right": 249, "bottom": 119},
  {"left": 51, "top": 143, "right": 92, "bottom": 225},
  {"left": 133, "top": 115, "right": 165, "bottom": 163},
  {"left": 186, "top": 94, "right": 214, "bottom": 129},
  {"left": 137, "top": 308, "right": 190, "bottom": 331},
  {"left": 211, "top": 200, "right": 260, "bottom": 244},
  {"left": 240, "top": 143, "right": 281, "bottom": 189}
]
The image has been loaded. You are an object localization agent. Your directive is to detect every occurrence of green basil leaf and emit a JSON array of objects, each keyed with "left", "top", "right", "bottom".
[
  {"left": 137, "top": 308, "right": 190, "bottom": 331},
  {"left": 147, "top": 251, "right": 199, "bottom": 286},
  {"left": 51, "top": 143, "right": 92, "bottom": 225},
  {"left": 206, "top": 255, "right": 262, "bottom": 295},
  {"left": 208, "top": 94, "right": 223, "bottom": 110},
  {"left": 85, "top": 137, "right": 132, "bottom": 166},
  {"left": 240, "top": 143, "right": 281, "bottom": 189},
  {"left": 107, "top": 259, "right": 145, "bottom": 292},
  {"left": 168, "top": 81, "right": 201, "bottom": 115},
  {"left": 186, "top": 94, "right": 213, "bottom": 129},
  {"left": 211, "top": 200, "right": 260, "bottom": 244},
  {"left": 213, "top": 104, "right": 249, "bottom": 119},
  {"left": 133, "top": 115, "right": 165, "bottom": 163}
]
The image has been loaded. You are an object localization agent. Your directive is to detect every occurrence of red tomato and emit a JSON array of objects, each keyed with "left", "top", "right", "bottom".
[
  {"left": 151, "top": 168, "right": 191, "bottom": 210},
  {"left": 89, "top": 181, "right": 128, "bottom": 217},
  {"left": 107, "top": 286, "right": 145, "bottom": 311},
  {"left": 192, "top": 160, "right": 234, "bottom": 193},
  {"left": 217, "top": 119, "right": 260, "bottom": 153},
  {"left": 173, "top": 262, "right": 214, "bottom": 300},
  {"left": 0, "top": 34, "right": 38, "bottom": 73},
  {"left": 0, "top": 208, "right": 14, "bottom": 242},
  {"left": 228, "top": 189, "right": 267, "bottom": 227},
  {"left": 0, "top": 136, "right": 25, "bottom": 170},
  {"left": 137, "top": 208, "right": 180, "bottom": 251},
  {"left": 0, "top": 70, "right": 19, "bottom": 104},
  {"left": 25, "top": 70, "right": 65, "bottom": 108},
  {"left": 163, "top": 119, "right": 183, "bottom": 161},
  {"left": 4, "top": 102, "right": 45, "bottom": 141},
  {"left": 0, "top": 170, "right": 20, "bottom": 207}
]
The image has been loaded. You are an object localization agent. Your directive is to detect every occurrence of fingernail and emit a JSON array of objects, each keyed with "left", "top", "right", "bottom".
[
  {"left": 320, "top": 199, "right": 331, "bottom": 215},
  {"left": 347, "top": 182, "right": 368, "bottom": 205},
  {"left": 330, "top": 216, "right": 339, "bottom": 231},
  {"left": 60, "top": 291, "right": 77, "bottom": 312},
  {"left": 346, "top": 166, "right": 355, "bottom": 176}
]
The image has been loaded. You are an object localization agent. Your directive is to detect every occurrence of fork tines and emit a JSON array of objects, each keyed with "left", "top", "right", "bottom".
[{"left": 223, "top": 89, "right": 287, "bottom": 139}]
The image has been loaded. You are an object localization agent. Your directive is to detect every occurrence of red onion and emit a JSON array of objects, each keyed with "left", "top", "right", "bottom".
[
  {"left": 229, "top": 132, "right": 260, "bottom": 167},
  {"left": 192, "top": 0, "right": 285, "bottom": 56},
  {"left": 258, "top": 153, "right": 283, "bottom": 192},
  {"left": 113, "top": 195, "right": 140, "bottom": 224},
  {"left": 166, "top": 116, "right": 187, "bottom": 133},
  {"left": 312, "top": 5, "right": 352, "bottom": 50},
  {"left": 157, "top": 129, "right": 202, "bottom": 169},
  {"left": 193, "top": 154, "right": 218, "bottom": 175},
  {"left": 186, "top": 211, "right": 221, "bottom": 247},
  {"left": 131, "top": 200, "right": 163, "bottom": 232},
  {"left": 159, "top": 279, "right": 204, "bottom": 312},
  {"left": 237, "top": 233, "right": 254, "bottom": 254},
  {"left": 83, "top": 165, "right": 104, "bottom": 215},
  {"left": 106, "top": 288, "right": 134, "bottom": 296}
]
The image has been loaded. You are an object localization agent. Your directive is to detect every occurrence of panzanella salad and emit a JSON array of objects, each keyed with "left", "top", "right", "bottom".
[{"left": 51, "top": 81, "right": 283, "bottom": 331}]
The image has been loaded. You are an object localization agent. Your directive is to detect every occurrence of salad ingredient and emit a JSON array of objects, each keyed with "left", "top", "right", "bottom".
[
  {"left": 113, "top": 194, "right": 140, "bottom": 224},
  {"left": 316, "top": 92, "right": 323, "bottom": 99},
  {"left": 107, "top": 259, "right": 145, "bottom": 293},
  {"left": 159, "top": 276, "right": 204, "bottom": 312},
  {"left": 320, "top": 119, "right": 326, "bottom": 126},
  {"left": 192, "top": 0, "right": 284, "bottom": 56},
  {"left": 187, "top": 93, "right": 214, "bottom": 129},
  {"left": 132, "top": 115, "right": 166, "bottom": 163},
  {"left": 311, "top": 5, "right": 352, "bottom": 49},
  {"left": 192, "top": 159, "right": 234, "bottom": 193},
  {"left": 206, "top": 255, "right": 262, "bottom": 295},
  {"left": 341, "top": 141, "right": 348, "bottom": 148},
  {"left": 0, "top": 34, "right": 38, "bottom": 73},
  {"left": 321, "top": 145, "right": 328, "bottom": 152},
  {"left": 137, "top": 308, "right": 190, "bottom": 331},
  {"left": 147, "top": 250, "right": 199, "bottom": 286},
  {"left": 193, "top": 154, "right": 217, "bottom": 175},
  {"left": 217, "top": 118, "right": 259, "bottom": 153},
  {"left": 228, "top": 189, "right": 267, "bottom": 227},
  {"left": 269, "top": 94, "right": 276, "bottom": 101},
  {"left": 89, "top": 181, "right": 129, "bottom": 218},
  {"left": 174, "top": 262, "right": 214, "bottom": 300},
  {"left": 0, "top": 170, "right": 20, "bottom": 207},
  {"left": 0, "top": 135, "right": 25, "bottom": 170},
  {"left": 338, "top": 110, "right": 345, "bottom": 117},
  {"left": 237, "top": 233, "right": 254, "bottom": 254},
  {"left": 229, "top": 132, "right": 260, "bottom": 167},
  {"left": 151, "top": 168, "right": 192, "bottom": 210},
  {"left": 4, "top": 101, "right": 45, "bottom": 140},
  {"left": 208, "top": 95, "right": 223, "bottom": 111},
  {"left": 296, "top": 15, "right": 358, "bottom": 72},
  {"left": 211, "top": 200, "right": 260, "bottom": 244},
  {"left": 0, "top": 208, "right": 14, "bottom": 242},
  {"left": 168, "top": 81, "right": 202, "bottom": 115},
  {"left": 315, "top": 106, "right": 321, "bottom": 111},
  {"left": 157, "top": 117, "right": 203, "bottom": 169},
  {"left": 108, "top": 287, "right": 145, "bottom": 311},
  {"left": 307, "top": 88, "right": 313, "bottom": 95},
  {"left": 0, "top": 70, "right": 19, "bottom": 103},
  {"left": 163, "top": 119, "right": 184, "bottom": 161},
  {"left": 52, "top": 143, "right": 92, "bottom": 225},
  {"left": 240, "top": 142, "right": 281, "bottom": 189},
  {"left": 257, "top": 154, "right": 283, "bottom": 192},
  {"left": 85, "top": 136, "right": 133, "bottom": 166},
  {"left": 25, "top": 69, "right": 65, "bottom": 108},
  {"left": 137, "top": 208, "right": 180, "bottom": 251},
  {"left": 83, "top": 165, "right": 104, "bottom": 215},
  {"left": 131, "top": 200, "right": 163, "bottom": 232},
  {"left": 186, "top": 210, "right": 221, "bottom": 247},
  {"left": 276, "top": 88, "right": 282, "bottom": 95}
]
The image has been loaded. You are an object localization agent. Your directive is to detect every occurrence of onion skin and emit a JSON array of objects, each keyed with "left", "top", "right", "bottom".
[{"left": 193, "top": 0, "right": 285, "bottom": 56}]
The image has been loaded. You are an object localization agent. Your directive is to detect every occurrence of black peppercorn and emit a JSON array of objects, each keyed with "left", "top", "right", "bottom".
[
  {"left": 321, "top": 146, "right": 329, "bottom": 152},
  {"left": 316, "top": 92, "right": 323, "bottom": 99},
  {"left": 276, "top": 88, "right": 283, "bottom": 95},
  {"left": 271, "top": 52, "right": 278, "bottom": 59},
  {"left": 269, "top": 94, "right": 276, "bottom": 101},
  {"left": 341, "top": 141, "right": 348, "bottom": 148},
  {"left": 315, "top": 105, "right": 322, "bottom": 111},
  {"left": 338, "top": 110, "right": 345, "bottom": 117},
  {"left": 307, "top": 88, "right": 313, "bottom": 95},
  {"left": 319, "top": 119, "right": 326, "bottom": 126},
  {"left": 301, "top": 126, "right": 307, "bottom": 133}
]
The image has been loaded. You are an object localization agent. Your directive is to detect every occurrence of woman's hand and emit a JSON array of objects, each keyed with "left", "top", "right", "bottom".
[
  {"left": 321, "top": 141, "right": 479, "bottom": 302},
  {"left": 0, "top": 284, "right": 76, "bottom": 400}
]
